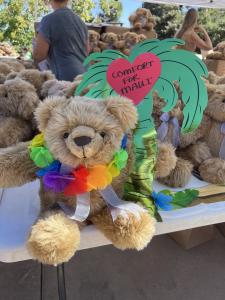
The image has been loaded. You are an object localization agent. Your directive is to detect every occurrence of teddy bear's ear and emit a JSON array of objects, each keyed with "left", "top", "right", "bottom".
[
  {"left": 105, "top": 96, "right": 138, "bottom": 131},
  {"left": 35, "top": 96, "right": 68, "bottom": 131},
  {"left": 41, "top": 71, "right": 55, "bottom": 82}
]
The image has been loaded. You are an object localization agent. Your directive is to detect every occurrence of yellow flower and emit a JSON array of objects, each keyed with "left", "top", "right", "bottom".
[{"left": 29, "top": 133, "right": 45, "bottom": 148}]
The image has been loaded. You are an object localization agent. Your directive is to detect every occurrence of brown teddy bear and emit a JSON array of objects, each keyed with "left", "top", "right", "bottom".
[
  {"left": 129, "top": 8, "right": 156, "bottom": 32},
  {"left": 152, "top": 92, "right": 194, "bottom": 187},
  {"left": 0, "top": 59, "right": 26, "bottom": 84},
  {"left": 6, "top": 69, "right": 55, "bottom": 97},
  {"left": 207, "top": 41, "right": 225, "bottom": 60},
  {"left": 117, "top": 32, "right": 140, "bottom": 56},
  {"left": 41, "top": 79, "right": 74, "bottom": 99},
  {"left": 88, "top": 30, "right": 104, "bottom": 53},
  {"left": 0, "top": 58, "right": 25, "bottom": 72},
  {"left": 100, "top": 32, "right": 119, "bottom": 50},
  {"left": 0, "top": 95, "right": 157, "bottom": 265},
  {"left": 0, "top": 78, "right": 40, "bottom": 147}
]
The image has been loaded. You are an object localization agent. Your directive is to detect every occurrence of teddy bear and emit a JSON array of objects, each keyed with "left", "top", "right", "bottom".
[
  {"left": 0, "top": 95, "right": 158, "bottom": 265},
  {"left": 174, "top": 84, "right": 225, "bottom": 185},
  {"left": 155, "top": 83, "right": 225, "bottom": 187},
  {"left": 0, "top": 78, "right": 40, "bottom": 147},
  {"left": 207, "top": 71, "right": 225, "bottom": 85},
  {"left": 100, "top": 32, "right": 119, "bottom": 51},
  {"left": 0, "top": 58, "right": 25, "bottom": 72},
  {"left": 207, "top": 41, "right": 225, "bottom": 60},
  {"left": 138, "top": 34, "right": 147, "bottom": 43},
  {"left": 117, "top": 32, "right": 140, "bottom": 56},
  {"left": 152, "top": 92, "right": 194, "bottom": 188},
  {"left": 88, "top": 30, "right": 105, "bottom": 53},
  {"left": 129, "top": 8, "right": 156, "bottom": 32},
  {"left": 6, "top": 69, "right": 55, "bottom": 97}
]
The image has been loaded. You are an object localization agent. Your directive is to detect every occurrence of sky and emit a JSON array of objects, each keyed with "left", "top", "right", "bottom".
[{"left": 120, "top": 0, "right": 142, "bottom": 26}]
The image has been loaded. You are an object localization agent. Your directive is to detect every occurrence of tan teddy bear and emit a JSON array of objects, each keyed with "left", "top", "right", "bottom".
[
  {"left": 0, "top": 59, "right": 26, "bottom": 84},
  {"left": 207, "top": 41, "right": 225, "bottom": 60},
  {"left": 6, "top": 69, "right": 55, "bottom": 97},
  {"left": 152, "top": 92, "right": 193, "bottom": 187},
  {"left": 88, "top": 30, "right": 105, "bottom": 53},
  {"left": 0, "top": 78, "right": 40, "bottom": 147},
  {"left": 117, "top": 32, "right": 140, "bottom": 56},
  {"left": 129, "top": 8, "right": 156, "bottom": 32},
  {"left": 100, "top": 32, "right": 119, "bottom": 51},
  {"left": 0, "top": 95, "right": 157, "bottom": 265}
]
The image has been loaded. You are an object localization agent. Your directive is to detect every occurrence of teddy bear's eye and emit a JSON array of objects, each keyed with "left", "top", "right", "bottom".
[
  {"left": 223, "top": 99, "right": 225, "bottom": 103},
  {"left": 63, "top": 132, "right": 69, "bottom": 139},
  {"left": 100, "top": 132, "right": 106, "bottom": 138}
]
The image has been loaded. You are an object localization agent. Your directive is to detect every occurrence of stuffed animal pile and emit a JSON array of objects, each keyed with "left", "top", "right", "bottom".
[
  {"left": 129, "top": 8, "right": 157, "bottom": 39},
  {"left": 207, "top": 41, "right": 225, "bottom": 60},
  {"left": 0, "top": 42, "right": 18, "bottom": 57},
  {"left": 88, "top": 7, "right": 156, "bottom": 55}
]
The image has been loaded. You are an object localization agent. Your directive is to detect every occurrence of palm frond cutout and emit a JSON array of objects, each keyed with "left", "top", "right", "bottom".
[{"left": 76, "top": 39, "right": 208, "bottom": 216}]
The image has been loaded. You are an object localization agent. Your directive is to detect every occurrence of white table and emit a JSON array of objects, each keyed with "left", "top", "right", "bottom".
[{"left": 1, "top": 178, "right": 225, "bottom": 263}]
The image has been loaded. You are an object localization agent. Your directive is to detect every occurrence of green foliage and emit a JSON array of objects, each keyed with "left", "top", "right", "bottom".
[
  {"left": 143, "top": 3, "right": 183, "bottom": 39},
  {"left": 198, "top": 8, "right": 225, "bottom": 47},
  {"left": 98, "top": 0, "right": 122, "bottom": 22},
  {"left": 72, "top": 0, "right": 95, "bottom": 22},
  {"left": 72, "top": 0, "right": 122, "bottom": 23},
  {"left": 0, "top": 0, "right": 48, "bottom": 51}
]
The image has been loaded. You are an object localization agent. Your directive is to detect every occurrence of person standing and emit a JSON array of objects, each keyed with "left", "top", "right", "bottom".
[
  {"left": 33, "top": 0, "right": 89, "bottom": 81},
  {"left": 175, "top": 8, "right": 212, "bottom": 53}
]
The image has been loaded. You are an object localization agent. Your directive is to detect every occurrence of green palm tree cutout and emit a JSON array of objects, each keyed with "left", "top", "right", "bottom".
[{"left": 76, "top": 38, "right": 208, "bottom": 216}]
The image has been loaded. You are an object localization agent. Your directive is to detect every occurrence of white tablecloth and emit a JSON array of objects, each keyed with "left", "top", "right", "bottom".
[{"left": 1, "top": 177, "right": 225, "bottom": 263}]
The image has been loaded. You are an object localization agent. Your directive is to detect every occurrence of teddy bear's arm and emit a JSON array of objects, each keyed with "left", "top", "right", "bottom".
[{"left": 0, "top": 142, "right": 38, "bottom": 187}]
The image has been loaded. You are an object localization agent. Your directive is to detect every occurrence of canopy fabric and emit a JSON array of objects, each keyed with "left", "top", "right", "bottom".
[{"left": 141, "top": 0, "right": 225, "bottom": 8}]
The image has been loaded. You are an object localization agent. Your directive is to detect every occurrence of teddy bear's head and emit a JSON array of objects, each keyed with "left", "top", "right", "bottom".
[
  {"left": 101, "top": 32, "right": 118, "bottom": 45},
  {"left": 214, "top": 41, "right": 225, "bottom": 56},
  {"left": 123, "top": 32, "right": 139, "bottom": 46},
  {"left": 0, "top": 58, "right": 25, "bottom": 72},
  {"left": 35, "top": 96, "right": 137, "bottom": 167},
  {"left": 0, "top": 78, "right": 39, "bottom": 120},
  {"left": 205, "top": 84, "right": 225, "bottom": 122},
  {"left": 88, "top": 30, "right": 100, "bottom": 43},
  {"left": 6, "top": 69, "right": 55, "bottom": 96},
  {"left": 138, "top": 34, "right": 147, "bottom": 42},
  {"left": 0, "top": 62, "right": 12, "bottom": 84}
]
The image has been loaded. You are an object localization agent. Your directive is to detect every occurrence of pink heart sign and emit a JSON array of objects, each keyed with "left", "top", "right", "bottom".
[{"left": 107, "top": 53, "right": 161, "bottom": 105}]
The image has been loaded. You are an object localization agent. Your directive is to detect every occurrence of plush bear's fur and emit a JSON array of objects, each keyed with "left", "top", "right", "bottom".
[
  {"left": 100, "top": 32, "right": 119, "bottom": 50},
  {"left": 129, "top": 8, "right": 156, "bottom": 32},
  {"left": 0, "top": 78, "right": 40, "bottom": 147},
  {"left": 207, "top": 41, "right": 225, "bottom": 60},
  {"left": 88, "top": 30, "right": 105, "bottom": 53},
  {"left": 0, "top": 96, "right": 157, "bottom": 265},
  {"left": 6, "top": 69, "right": 55, "bottom": 97},
  {"left": 117, "top": 32, "right": 140, "bottom": 56}
]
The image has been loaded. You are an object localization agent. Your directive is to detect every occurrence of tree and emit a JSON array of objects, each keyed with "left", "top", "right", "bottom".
[
  {"left": 98, "top": 0, "right": 123, "bottom": 23},
  {"left": 143, "top": 3, "right": 183, "bottom": 39},
  {"left": 71, "top": 0, "right": 95, "bottom": 22},
  {"left": 72, "top": 0, "right": 122, "bottom": 23},
  {"left": 0, "top": 0, "right": 48, "bottom": 50},
  {"left": 198, "top": 8, "right": 225, "bottom": 47}
]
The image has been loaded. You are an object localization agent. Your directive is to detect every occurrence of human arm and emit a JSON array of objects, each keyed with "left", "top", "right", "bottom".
[
  {"left": 192, "top": 26, "right": 213, "bottom": 51},
  {"left": 33, "top": 33, "right": 50, "bottom": 63}
]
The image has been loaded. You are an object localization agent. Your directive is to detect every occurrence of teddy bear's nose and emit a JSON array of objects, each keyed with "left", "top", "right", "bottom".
[{"left": 74, "top": 136, "right": 92, "bottom": 147}]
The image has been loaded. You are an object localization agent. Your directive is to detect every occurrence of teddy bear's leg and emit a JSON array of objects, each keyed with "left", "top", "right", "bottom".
[
  {"left": 91, "top": 208, "right": 155, "bottom": 251},
  {"left": 155, "top": 142, "right": 177, "bottom": 178},
  {"left": 199, "top": 158, "right": 225, "bottom": 184},
  {"left": 27, "top": 211, "right": 80, "bottom": 265},
  {"left": 158, "top": 157, "right": 193, "bottom": 188},
  {"left": 178, "top": 142, "right": 212, "bottom": 168}
]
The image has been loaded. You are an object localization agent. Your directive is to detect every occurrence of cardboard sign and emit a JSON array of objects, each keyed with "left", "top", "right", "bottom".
[{"left": 107, "top": 53, "right": 161, "bottom": 105}]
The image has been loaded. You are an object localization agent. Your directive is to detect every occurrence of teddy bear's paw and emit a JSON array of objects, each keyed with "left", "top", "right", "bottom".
[
  {"left": 155, "top": 142, "right": 177, "bottom": 178},
  {"left": 112, "top": 212, "right": 156, "bottom": 250},
  {"left": 159, "top": 157, "right": 193, "bottom": 188},
  {"left": 199, "top": 158, "right": 225, "bottom": 184},
  {"left": 27, "top": 212, "right": 80, "bottom": 265},
  {"left": 92, "top": 209, "right": 155, "bottom": 251}
]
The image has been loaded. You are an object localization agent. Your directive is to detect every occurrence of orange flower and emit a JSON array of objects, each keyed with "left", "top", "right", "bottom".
[{"left": 87, "top": 165, "right": 112, "bottom": 191}]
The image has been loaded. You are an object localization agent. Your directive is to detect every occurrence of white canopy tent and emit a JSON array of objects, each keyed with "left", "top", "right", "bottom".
[{"left": 141, "top": 0, "right": 225, "bottom": 8}]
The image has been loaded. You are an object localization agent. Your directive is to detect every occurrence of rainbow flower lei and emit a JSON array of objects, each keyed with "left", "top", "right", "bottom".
[{"left": 29, "top": 133, "right": 128, "bottom": 196}]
